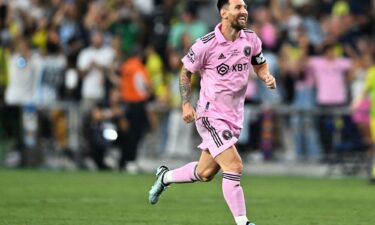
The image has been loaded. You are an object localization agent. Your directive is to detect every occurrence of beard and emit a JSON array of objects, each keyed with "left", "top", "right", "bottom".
[{"left": 230, "top": 16, "right": 247, "bottom": 31}]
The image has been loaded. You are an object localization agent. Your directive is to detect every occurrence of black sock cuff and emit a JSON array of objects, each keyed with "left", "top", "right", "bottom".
[
  {"left": 193, "top": 164, "right": 203, "bottom": 182},
  {"left": 223, "top": 173, "right": 241, "bottom": 182}
]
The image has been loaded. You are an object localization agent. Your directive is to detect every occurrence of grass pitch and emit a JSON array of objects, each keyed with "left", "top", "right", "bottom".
[{"left": 0, "top": 170, "right": 374, "bottom": 225}]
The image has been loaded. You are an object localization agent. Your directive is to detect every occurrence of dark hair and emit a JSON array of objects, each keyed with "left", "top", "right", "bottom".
[{"left": 217, "top": 0, "right": 229, "bottom": 12}]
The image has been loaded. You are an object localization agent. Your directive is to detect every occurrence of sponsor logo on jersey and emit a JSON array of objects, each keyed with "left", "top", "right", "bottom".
[
  {"left": 232, "top": 63, "right": 249, "bottom": 72},
  {"left": 217, "top": 63, "right": 230, "bottom": 76},
  {"left": 216, "top": 63, "right": 249, "bottom": 76}
]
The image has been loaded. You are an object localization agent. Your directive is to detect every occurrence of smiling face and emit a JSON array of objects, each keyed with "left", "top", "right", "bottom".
[{"left": 220, "top": 0, "right": 248, "bottom": 31}]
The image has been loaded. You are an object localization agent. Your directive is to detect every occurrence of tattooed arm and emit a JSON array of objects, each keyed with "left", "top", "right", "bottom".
[
  {"left": 179, "top": 67, "right": 193, "bottom": 105},
  {"left": 179, "top": 67, "right": 196, "bottom": 123}
]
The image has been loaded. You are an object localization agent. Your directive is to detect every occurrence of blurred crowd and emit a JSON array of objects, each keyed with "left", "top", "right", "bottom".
[{"left": 0, "top": 0, "right": 374, "bottom": 172}]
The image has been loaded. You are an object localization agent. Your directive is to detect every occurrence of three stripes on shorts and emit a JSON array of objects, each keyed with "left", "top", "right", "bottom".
[{"left": 202, "top": 117, "right": 223, "bottom": 148}]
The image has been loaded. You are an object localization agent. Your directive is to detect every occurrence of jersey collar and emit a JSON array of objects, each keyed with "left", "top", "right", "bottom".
[{"left": 215, "top": 23, "right": 246, "bottom": 44}]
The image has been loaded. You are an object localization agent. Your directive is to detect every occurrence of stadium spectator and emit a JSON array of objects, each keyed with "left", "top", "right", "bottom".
[
  {"left": 145, "top": 46, "right": 169, "bottom": 154},
  {"left": 352, "top": 52, "right": 375, "bottom": 182},
  {"left": 77, "top": 31, "right": 115, "bottom": 111},
  {"left": 365, "top": 65, "right": 375, "bottom": 183},
  {"left": 168, "top": 3, "right": 209, "bottom": 51},
  {"left": 280, "top": 27, "right": 321, "bottom": 161},
  {"left": 34, "top": 29, "right": 66, "bottom": 105},
  {"left": 119, "top": 49, "right": 151, "bottom": 172},
  {"left": 252, "top": 7, "right": 277, "bottom": 50},
  {"left": 307, "top": 43, "right": 353, "bottom": 156},
  {"left": 108, "top": 0, "right": 143, "bottom": 56},
  {"left": 146, "top": 0, "right": 175, "bottom": 63},
  {"left": 5, "top": 38, "right": 41, "bottom": 105},
  {"left": 0, "top": 0, "right": 374, "bottom": 173},
  {"left": 85, "top": 87, "right": 128, "bottom": 170},
  {"left": 0, "top": 0, "right": 10, "bottom": 103},
  {"left": 350, "top": 38, "right": 373, "bottom": 148},
  {"left": 33, "top": 29, "right": 69, "bottom": 156},
  {"left": 52, "top": 1, "right": 87, "bottom": 52}
]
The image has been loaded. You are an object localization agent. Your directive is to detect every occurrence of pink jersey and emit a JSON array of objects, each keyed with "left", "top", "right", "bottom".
[
  {"left": 307, "top": 57, "right": 351, "bottom": 105},
  {"left": 182, "top": 23, "right": 265, "bottom": 129}
]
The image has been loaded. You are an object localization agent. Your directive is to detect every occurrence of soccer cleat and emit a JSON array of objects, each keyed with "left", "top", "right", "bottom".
[
  {"left": 246, "top": 222, "right": 255, "bottom": 225},
  {"left": 148, "top": 166, "right": 169, "bottom": 204}
]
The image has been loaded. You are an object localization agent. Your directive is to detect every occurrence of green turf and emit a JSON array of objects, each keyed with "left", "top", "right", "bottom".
[{"left": 0, "top": 170, "right": 374, "bottom": 225}]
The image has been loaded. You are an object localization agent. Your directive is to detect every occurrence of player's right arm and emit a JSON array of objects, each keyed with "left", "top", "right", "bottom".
[
  {"left": 180, "top": 38, "right": 207, "bottom": 123},
  {"left": 179, "top": 67, "right": 196, "bottom": 123}
]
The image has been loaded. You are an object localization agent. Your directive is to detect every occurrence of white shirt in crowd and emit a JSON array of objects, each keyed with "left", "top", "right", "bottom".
[
  {"left": 5, "top": 52, "right": 42, "bottom": 105},
  {"left": 77, "top": 46, "right": 115, "bottom": 101}
]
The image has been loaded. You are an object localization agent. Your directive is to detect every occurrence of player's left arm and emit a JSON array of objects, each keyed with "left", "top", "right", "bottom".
[
  {"left": 250, "top": 34, "right": 276, "bottom": 89},
  {"left": 253, "top": 63, "right": 276, "bottom": 89}
]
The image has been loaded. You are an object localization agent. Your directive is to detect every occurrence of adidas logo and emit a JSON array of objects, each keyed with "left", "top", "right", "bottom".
[{"left": 218, "top": 53, "right": 226, "bottom": 60}]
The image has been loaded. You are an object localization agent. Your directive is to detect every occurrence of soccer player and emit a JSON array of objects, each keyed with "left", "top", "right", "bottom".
[
  {"left": 149, "top": 0, "right": 276, "bottom": 224},
  {"left": 365, "top": 66, "right": 375, "bottom": 183},
  {"left": 353, "top": 63, "right": 375, "bottom": 182}
]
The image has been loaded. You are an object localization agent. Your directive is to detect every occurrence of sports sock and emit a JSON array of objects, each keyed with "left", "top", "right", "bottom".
[
  {"left": 234, "top": 215, "right": 250, "bottom": 225},
  {"left": 163, "top": 162, "right": 201, "bottom": 185},
  {"left": 222, "top": 172, "right": 248, "bottom": 224}
]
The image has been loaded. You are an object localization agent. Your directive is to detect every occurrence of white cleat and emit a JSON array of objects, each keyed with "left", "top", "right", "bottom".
[{"left": 148, "top": 166, "right": 169, "bottom": 204}]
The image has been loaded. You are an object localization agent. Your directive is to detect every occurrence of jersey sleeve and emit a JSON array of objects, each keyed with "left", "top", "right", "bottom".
[
  {"left": 251, "top": 35, "right": 266, "bottom": 65},
  {"left": 181, "top": 39, "right": 206, "bottom": 73}
]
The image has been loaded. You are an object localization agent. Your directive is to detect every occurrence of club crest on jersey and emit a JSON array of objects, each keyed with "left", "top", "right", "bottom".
[
  {"left": 244, "top": 46, "right": 251, "bottom": 57},
  {"left": 217, "top": 63, "right": 230, "bottom": 76},
  {"left": 222, "top": 130, "right": 233, "bottom": 140}
]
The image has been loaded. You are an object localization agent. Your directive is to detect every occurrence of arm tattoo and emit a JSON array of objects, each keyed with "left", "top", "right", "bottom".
[{"left": 179, "top": 67, "right": 193, "bottom": 105}]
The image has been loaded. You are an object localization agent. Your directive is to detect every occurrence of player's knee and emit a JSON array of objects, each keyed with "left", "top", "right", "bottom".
[
  {"left": 225, "top": 160, "right": 243, "bottom": 174},
  {"left": 197, "top": 169, "right": 217, "bottom": 182}
]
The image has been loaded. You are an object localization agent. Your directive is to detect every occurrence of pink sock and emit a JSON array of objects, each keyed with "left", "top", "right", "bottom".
[
  {"left": 166, "top": 162, "right": 201, "bottom": 183},
  {"left": 222, "top": 173, "right": 246, "bottom": 217}
]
